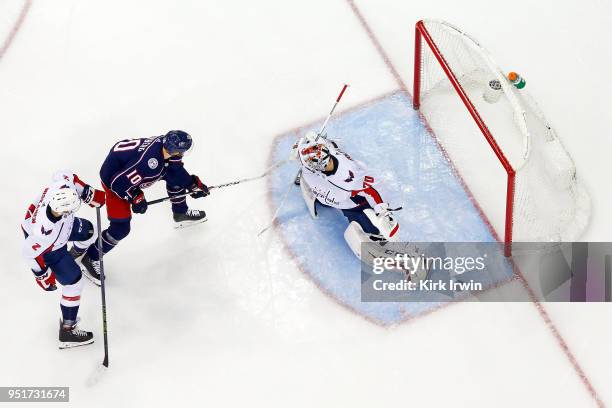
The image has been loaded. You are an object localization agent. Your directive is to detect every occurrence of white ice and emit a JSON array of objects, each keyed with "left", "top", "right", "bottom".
[{"left": 0, "top": 0, "right": 610, "bottom": 406}]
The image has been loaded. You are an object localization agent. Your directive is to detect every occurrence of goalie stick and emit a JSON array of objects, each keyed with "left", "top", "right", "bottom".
[
  {"left": 259, "top": 84, "right": 349, "bottom": 237},
  {"left": 294, "top": 84, "right": 348, "bottom": 185}
]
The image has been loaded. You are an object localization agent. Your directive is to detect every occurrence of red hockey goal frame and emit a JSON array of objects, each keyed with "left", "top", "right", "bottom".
[{"left": 412, "top": 20, "right": 515, "bottom": 256}]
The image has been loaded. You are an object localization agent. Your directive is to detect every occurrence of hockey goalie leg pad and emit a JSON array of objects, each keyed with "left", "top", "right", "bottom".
[
  {"left": 344, "top": 221, "right": 368, "bottom": 260},
  {"left": 300, "top": 177, "right": 318, "bottom": 219},
  {"left": 364, "top": 209, "right": 399, "bottom": 241},
  {"left": 344, "top": 221, "right": 394, "bottom": 267}
]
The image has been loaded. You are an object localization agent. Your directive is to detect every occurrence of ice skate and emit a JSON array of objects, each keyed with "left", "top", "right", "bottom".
[
  {"left": 80, "top": 254, "right": 101, "bottom": 286},
  {"left": 173, "top": 209, "right": 207, "bottom": 229},
  {"left": 59, "top": 319, "right": 94, "bottom": 349}
]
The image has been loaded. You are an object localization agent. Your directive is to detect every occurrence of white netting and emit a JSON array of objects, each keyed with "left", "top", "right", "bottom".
[{"left": 416, "top": 20, "right": 590, "bottom": 243}]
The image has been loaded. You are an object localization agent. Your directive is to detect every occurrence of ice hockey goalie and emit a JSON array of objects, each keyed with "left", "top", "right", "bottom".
[{"left": 290, "top": 131, "right": 427, "bottom": 281}]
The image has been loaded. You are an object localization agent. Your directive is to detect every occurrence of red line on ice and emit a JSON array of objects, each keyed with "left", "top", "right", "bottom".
[{"left": 0, "top": 0, "right": 32, "bottom": 63}]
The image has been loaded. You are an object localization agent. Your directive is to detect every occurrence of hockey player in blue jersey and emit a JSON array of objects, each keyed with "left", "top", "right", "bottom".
[{"left": 79, "top": 130, "right": 209, "bottom": 284}]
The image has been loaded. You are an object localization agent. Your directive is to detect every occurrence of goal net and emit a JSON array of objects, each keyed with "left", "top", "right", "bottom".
[{"left": 413, "top": 20, "right": 590, "bottom": 255}]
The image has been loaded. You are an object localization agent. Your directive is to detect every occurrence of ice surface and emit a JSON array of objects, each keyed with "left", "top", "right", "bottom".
[
  {"left": 0, "top": 0, "right": 610, "bottom": 406},
  {"left": 268, "top": 92, "right": 514, "bottom": 324}
]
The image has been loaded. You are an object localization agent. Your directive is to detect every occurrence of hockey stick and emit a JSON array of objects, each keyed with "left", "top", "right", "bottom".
[
  {"left": 97, "top": 207, "right": 109, "bottom": 368},
  {"left": 85, "top": 208, "right": 109, "bottom": 386},
  {"left": 210, "top": 159, "right": 288, "bottom": 190},
  {"left": 294, "top": 84, "right": 349, "bottom": 185},
  {"left": 147, "top": 190, "right": 198, "bottom": 206},
  {"left": 316, "top": 83, "right": 349, "bottom": 141},
  {"left": 257, "top": 178, "right": 293, "bottom": 237},
  {"left": 258, "top": 85, "right": 349, "bottom": 237},
  {"left": 148, "top": 159, "right": 288, "bottom": 206}
]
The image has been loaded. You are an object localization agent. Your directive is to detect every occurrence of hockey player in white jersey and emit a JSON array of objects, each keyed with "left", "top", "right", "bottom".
[
  {"left": 290, "top": 131, "right": 427, "bottom": 280},
  {"left": 291, "top": 132, "right": 399, "bottom": 252},
  {"left": 21, "top": 171, "right": 105, "bottom": 348}
]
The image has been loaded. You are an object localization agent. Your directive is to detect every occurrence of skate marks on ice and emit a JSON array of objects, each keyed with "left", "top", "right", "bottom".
[
  {"left": 85, "top": 364, "right": 108, "bottom": 387},
  {"left": 266, "top": 92, "right": 514, "bottom": 325},
  {"left": 219, "top": 193, "right": 321, "bottom": 335}
]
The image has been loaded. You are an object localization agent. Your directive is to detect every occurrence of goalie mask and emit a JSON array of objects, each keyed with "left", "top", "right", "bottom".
[{"left": 300, "top": 141, "right": 333, "bottom": 172}]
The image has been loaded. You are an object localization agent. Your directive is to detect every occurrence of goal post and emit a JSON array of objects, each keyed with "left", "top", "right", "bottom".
[{"left": 412, "top": 19, "right": 590, "bottom": 256}]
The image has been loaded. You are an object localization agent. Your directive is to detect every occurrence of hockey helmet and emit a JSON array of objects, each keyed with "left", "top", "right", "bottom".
[
  {"left": 163, "top": 130, "right": 193, "bottom": 155},
  {"left": 49, "top": 188, "right": 81, "bottom": 215}
]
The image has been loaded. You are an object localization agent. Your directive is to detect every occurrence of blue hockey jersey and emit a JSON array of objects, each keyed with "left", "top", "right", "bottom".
[{"left": 100, "top": 136, "right": 192, "bottom": 201}]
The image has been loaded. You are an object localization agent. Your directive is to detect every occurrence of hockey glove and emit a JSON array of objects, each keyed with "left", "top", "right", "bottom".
[
  {"left": 373, "top": 202, "right": 390, "bottom": 216},
  {"left": 81, "top": 185, "right": 106, "bottom": 208},
  {"left": 32, "top": 268, "right": 57, "bottom": 291},
  {"left": 190, "top": 175, "right": 210, "bottom": 199},
  {"left": 130, "top": 188, "right": 148, "bottom": 214}
]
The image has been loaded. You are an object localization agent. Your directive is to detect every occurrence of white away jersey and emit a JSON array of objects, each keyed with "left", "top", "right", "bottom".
[
  {"left": 298, "top": 142, "right": 383, "bottom": 210},
  {"left": 21, "top": 171, "right": 86, "bottom": 261}
]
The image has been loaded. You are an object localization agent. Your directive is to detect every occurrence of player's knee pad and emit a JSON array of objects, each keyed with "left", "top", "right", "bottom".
[
  {"left": 72, "top": 218, "right": 98, "bottom": 249},
  {"left": 69, "top": 218, "right": 95, "bottom": 241},
  {"left": 60, "top": 276, "right": 84, "bottom": 308},
  {"left": 81, "top": 219, "right": 95, "bottom": 239},
  {"left": 107, "top": 220, "right": 131, "bottom": 242}
]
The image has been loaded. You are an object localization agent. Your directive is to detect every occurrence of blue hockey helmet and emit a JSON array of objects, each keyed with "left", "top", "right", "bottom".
[{"left": 163, "top": 130, "right": 193, "bottom": 155}]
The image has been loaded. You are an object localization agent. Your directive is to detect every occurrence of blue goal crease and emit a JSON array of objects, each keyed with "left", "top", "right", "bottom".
[{"left": 267, "top": 91, "right": 513, "bottom": 325}]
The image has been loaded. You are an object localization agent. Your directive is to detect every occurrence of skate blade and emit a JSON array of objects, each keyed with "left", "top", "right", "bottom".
[
  {"left": 59, "top": 338, "right": 94, "bottom": 349},
  {"left": 174, "top": 218, "right": 208, "bottom": 229},
  {"left": 79, "top": 265, "right": 101, "bottom": 287}
]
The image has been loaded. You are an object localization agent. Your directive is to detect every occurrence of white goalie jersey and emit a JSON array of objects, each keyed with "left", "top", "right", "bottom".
[{"left": 297, "top": 139, "right": 384, "bottom": 210}]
